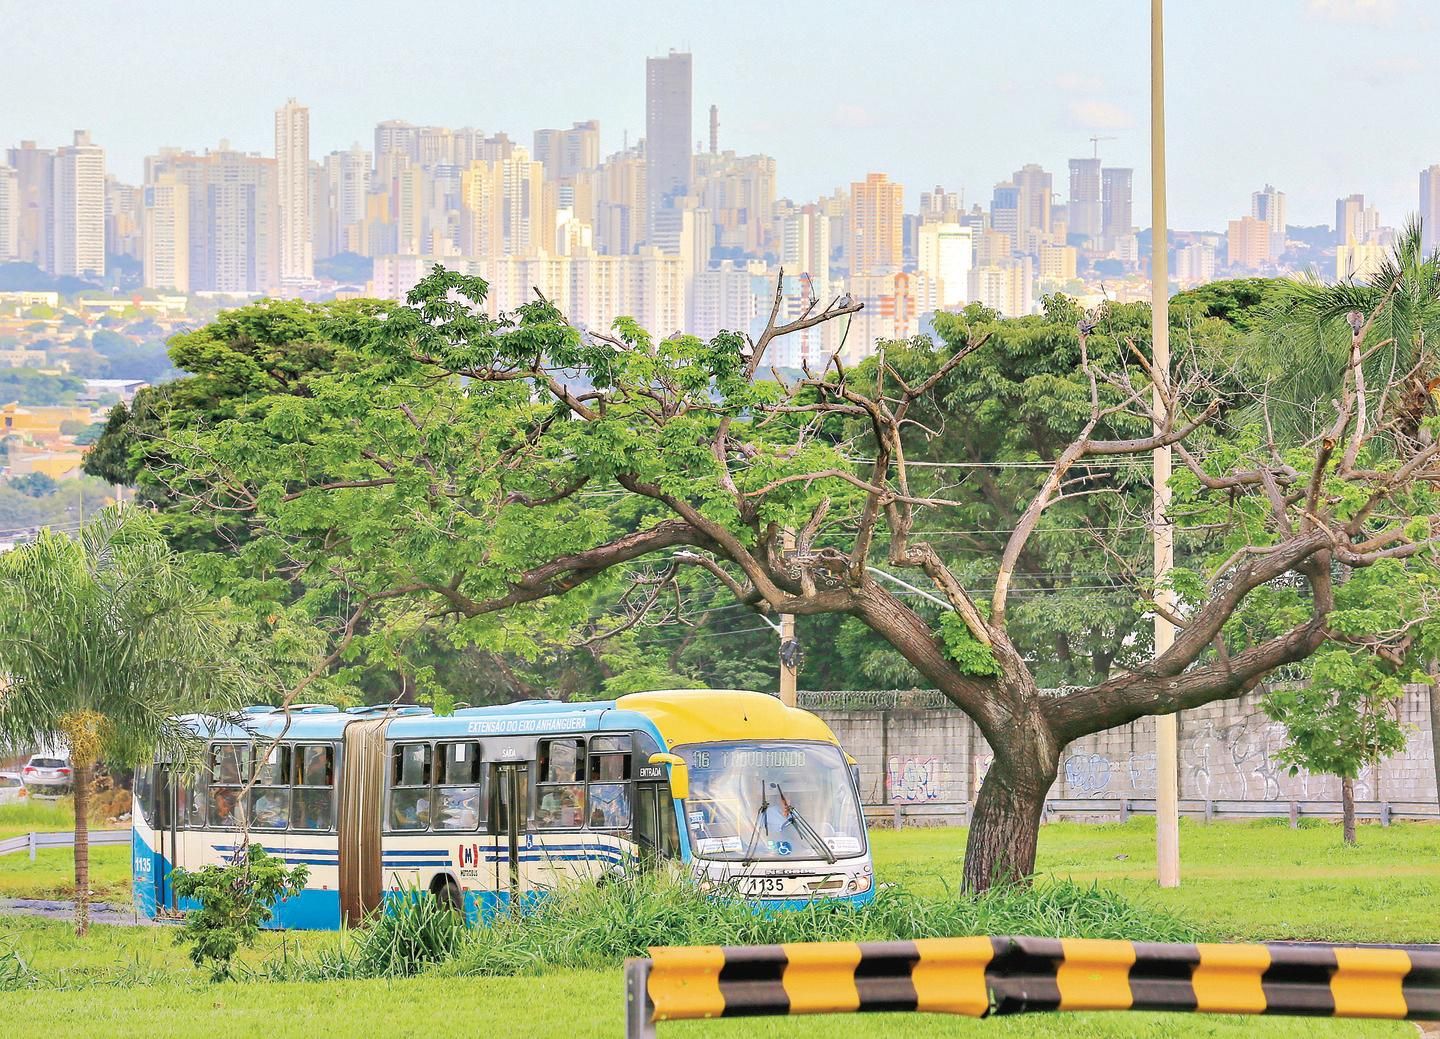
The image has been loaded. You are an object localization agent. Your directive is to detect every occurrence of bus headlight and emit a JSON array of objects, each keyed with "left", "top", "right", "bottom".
[{"left": 847, "top": 873, "right": 872, "bottom": 894}]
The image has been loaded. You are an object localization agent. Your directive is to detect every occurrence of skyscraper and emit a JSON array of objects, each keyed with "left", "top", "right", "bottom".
[
  {"left": 1226, "top": 215, "right": 1271, "bottom": 270},
  {"left": 532, "top": 121, "right": 600, "bottom": 181},
  {"left": 0, "top": 166, "right": 18, "bottom": 263},
  {"left": 1421, "top": 166, "right": 1440, "bottom": 255},
  {"left": 990, "top": 181, "right": 1019, "bottom": 253},
  {"left": 5, "top": 141, "right": 53, "bottom": 269},
  {"left": 319, "top": 145, "right": 371, "bottom": 258},
  {"left": 1011, "top": 163, "right": 1052, "bottom": 251},
  {"left": 142, "top": 175, "right": 189, "bottom": 291},
  {"left": 645, "top": 50, "right": 692, "bottom": 232},
  {"left": 1067, "top": 157, "right": 1102, "bottom": 243},
  {"left": 51, "top": 130, "right": 106, "bottom": 278},
  {"left": 1250, "top": 184, "right": 1286, "bottom": 234},
  {"left": 275, "top": 99, "right": 313, "bottom": 284},
  {"left": 850, "top": 172, "right": 904, "bottom": 277},
  {"left": 1100, "top": 167, "right": 1133, "bottom": 244},
  {"left": 917, "top": 222, "right": 973, "bottom": 307},
  {"left": 1335, "top": 193, "right": 1366, "bottom": 246},
  {"left": 148, "top": 145, "right": 278, "bottom": 293}
]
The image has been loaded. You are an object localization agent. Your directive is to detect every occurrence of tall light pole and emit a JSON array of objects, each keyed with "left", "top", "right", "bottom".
[{"left": 1151, "top": 0, "right": 1181, "bottom": 888}]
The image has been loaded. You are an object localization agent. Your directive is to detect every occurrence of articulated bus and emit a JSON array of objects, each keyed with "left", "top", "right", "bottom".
[{"left": 132, "top": 690, "right": 874, "bottom": 928}]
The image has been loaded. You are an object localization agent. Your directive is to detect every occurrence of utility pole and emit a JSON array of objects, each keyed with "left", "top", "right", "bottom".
[{"left": 1152, "top": 0, "right": 1181, "bottom": 889}]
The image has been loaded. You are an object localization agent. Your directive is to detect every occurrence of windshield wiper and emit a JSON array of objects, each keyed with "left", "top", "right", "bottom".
[
  {"left": 773, "top": 783, "right": 837, "bottom": 864},
  {"left": 742, "top": 778, "right": 770, "bottom": 863}
]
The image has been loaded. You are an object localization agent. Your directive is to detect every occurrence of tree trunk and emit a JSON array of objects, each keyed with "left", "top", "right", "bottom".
[
  {"left": 72, "top": 758, "right": 92, "bottom": 936},
  {"left": 1341, "top": 775, "right": 1357, "bottom": 846},
  {"left": 962, "top": 744, "right": 1057, "bottom": 891}
]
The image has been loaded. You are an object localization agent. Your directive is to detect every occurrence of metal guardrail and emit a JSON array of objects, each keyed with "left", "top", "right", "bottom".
[
  {"left": 866, "top": 798, "right": 1440, "bottom": 829},
  {"left": 624, "top": 936, "right": 1440, "bottom": 1036},
  {"left": 0, "top": 829, "right": 129, "bottom": 861}
]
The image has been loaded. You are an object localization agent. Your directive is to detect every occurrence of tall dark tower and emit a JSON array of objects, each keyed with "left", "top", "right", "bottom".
[{"left": 645, "top": 50, "right": 692, "bottom": 235}]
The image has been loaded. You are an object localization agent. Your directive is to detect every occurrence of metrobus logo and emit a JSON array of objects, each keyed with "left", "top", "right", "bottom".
[{"left": 457, "top": 844, "right": 482, "bottom": 867}]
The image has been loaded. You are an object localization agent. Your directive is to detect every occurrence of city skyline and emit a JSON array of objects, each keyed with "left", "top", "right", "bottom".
[{"left": 2, "top": 0, "right": 1437, "bottom": 230}]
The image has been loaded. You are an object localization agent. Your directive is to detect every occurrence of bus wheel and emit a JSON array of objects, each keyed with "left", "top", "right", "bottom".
[{"left": 431, "top": 877, "right": 463, "bottom": 915}]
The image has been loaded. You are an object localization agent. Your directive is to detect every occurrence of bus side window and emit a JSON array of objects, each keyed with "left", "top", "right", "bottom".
[
  {"left": 208, "top": 744, "right": 245, "bottom": 829},
  {"left": 587, "top": 736, "right": 631, "bottom": 830},
  {"left": 292, "top": 744, "right": 335, "bottom": 831},
  {"left": 248, "top": 745, "right": 291, "bottom": 831},
  {"left": 389, "top": 743, "right": 433, "bottom": 831},
  {"left": 536, "top": 739, "right": 585, "bottom": 829},
  {"left": 434, "top": 741, "right": 481, "bottom": 832},
  {"left": 658, "top": 786, "right": 680, "bottom": 859}
]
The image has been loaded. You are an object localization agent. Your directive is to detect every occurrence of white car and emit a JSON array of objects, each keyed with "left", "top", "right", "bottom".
[
  {"left": 0, "top": 771, "right": 27, "bottom": 805},
  {"left": 21, "top": 755, "right": 72, "bottom": 796}
]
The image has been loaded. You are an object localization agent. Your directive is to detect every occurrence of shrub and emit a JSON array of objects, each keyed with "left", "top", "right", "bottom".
[
  {"left": 171, "top": 844, "right": 308, "bottom": 980},
  {"left": 275, "top": 873, "right": 1199, "bottom": 981}
]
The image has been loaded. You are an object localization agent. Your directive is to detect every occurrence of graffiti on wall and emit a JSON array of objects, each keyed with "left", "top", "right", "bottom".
[{"left": 887, "top": 755, "right": 945, "bottom": 803}]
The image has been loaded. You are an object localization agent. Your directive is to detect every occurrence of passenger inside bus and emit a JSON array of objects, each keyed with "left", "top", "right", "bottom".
[
  {"left": 391, "top": 788, "right": 431, "bottom": 829},
  {"left": 537, "top": 785, "right": 582, "bottom": 827},
  {"left": 252, "top": 788, "right": 289, "bottom": 829}
]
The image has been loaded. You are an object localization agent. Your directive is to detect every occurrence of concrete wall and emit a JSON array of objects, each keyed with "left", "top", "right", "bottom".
[{"left": 816, "top": 686, "right": 1439, "bottom": 806}]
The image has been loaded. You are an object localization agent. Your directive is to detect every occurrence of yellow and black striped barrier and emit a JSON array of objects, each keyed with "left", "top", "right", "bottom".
[{"left": 623, "top": 936, "right": 1440, "bottom": 1037}]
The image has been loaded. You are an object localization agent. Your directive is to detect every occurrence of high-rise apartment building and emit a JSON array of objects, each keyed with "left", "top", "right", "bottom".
[
  {"left": 919, "top": 185, "right": 962, "bottom": 224},
  {"left": 917, "top": 222, "right": 973, "bottom": 307},
  {"left": 6, "top": 141, "right": 53, "bottom": 269},
  {"left": 275, "top": 99, "right": 313, "bottom": 284},
  {"left": 694, "top": 151, "right": 776, "bottom": 256},
  {"left": 968, "top": 256, "right": 1033, "bottom": 318},
  {"left": 1334, "top": 193, "right": 1381, "bottom": 247},
  {"left": 990, "top": 181, "right": 1019, "bottom": 253},
  {"left": 105, "top": 176, "right": 143, "bottom": 261},
  {"left": 1421, "top": 166, "right": 1440, "bottom": 255},
  {"left": 499, "top": 147, "right": 550, "bottom": 256},
  {"left": 645, "top": 51, "right": 692, "bottom": 231},
  {"left": 0, "top": 166, "right": 17, "bottom": 263},
  {"left": 532, "top": 121, "right": 600, "bottom": 181},
  {"left": 148, "top": 145, "right": 278, "bottom": 294},
  {"left": 849, "top": 172, "right": 904, "bottom": 277},
  {"left": 51, "top": 130, "right": 106, "bottom": 278},
  {"left": 142, "top": 175, "right": 189, "bottom": 291},
  {"left": 1226, "top": 215, "right": 1272, "bottom": 270},
  {"left": 1175, "top": 241, "right": 1216, "bottom": 287},
  {"left": 1251, "top": 184, "right": 1286, "bottom": 234},
  {"left": 1011, "top": 163, "right": 1052, "bottom": 252},
  {"left": 1100, "top": 167, "right": 1133, "bottom": 245},
  {"left": 1067, "top": 157, "right": 1102, "bottom": 243},
  {"left": 595, "top": 143, "right": 647, "bottom": 255},
  {"left": 319, "top": 145, "right": 371, "bottom": 258}
]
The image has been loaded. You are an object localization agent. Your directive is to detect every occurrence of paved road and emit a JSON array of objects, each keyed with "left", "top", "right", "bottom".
[{"left": 0, "top": 898, "right": 167, "bottom": 926}]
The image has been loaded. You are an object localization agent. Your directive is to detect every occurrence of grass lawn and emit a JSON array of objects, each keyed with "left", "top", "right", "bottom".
[
  {"left": 879, "top": 818, "right": 1440, "bottom": 944},
  {"left": 0, "top": 800, "right": 131, "bottom": 902},
  {"left": 0, "top": 818, "right": 1433, "bottom": 1037}
]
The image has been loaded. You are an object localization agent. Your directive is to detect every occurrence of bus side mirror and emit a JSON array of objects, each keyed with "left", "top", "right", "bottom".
[
  {"left": 846, "top": 753, "right": 860, "bottom": 792},
  {"left": 647, "top": 753, "right": 690, "bottom": 800}
]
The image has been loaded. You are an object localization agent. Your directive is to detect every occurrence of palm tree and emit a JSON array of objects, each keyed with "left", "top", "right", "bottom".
[
  {"left": 0, "top": 507, "right": 252, "bottom": 934},
  {"left": 1260, "top": 219, "right": 1440, "bottom": 441}
]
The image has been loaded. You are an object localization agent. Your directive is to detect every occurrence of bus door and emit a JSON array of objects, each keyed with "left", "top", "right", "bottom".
[
  {"left": 488, "top": 761, "right": 530, "bottom": 906},
  {"left": 140, "top": 762, "right": 179, "bottom": 911},
  {"left": 632, "top": 775, "right": 680, "bottom": 870}
]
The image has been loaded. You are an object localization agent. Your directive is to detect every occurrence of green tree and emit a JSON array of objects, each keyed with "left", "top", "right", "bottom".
[
  {"left": 7, "top": 472, "right": 57, "bottom": 498},
  {"left": 149, "top": 268, "right": 1440, "bottom": 890},
  {"left": 170, "top": 845, "right": 308, "bottom": 980},
  {"left": 0, "top": 508, "right": 255, "bottom": 933},
  {"left": 1260, "top": 220, "right": 1440, "bottom": 440}
]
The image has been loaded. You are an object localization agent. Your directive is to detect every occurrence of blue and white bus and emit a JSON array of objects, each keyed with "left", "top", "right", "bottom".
[{"left": 132, "top": 689, "right": 874, "bottom": 928}]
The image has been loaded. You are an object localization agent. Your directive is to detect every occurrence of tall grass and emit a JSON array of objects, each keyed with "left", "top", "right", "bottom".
[
  {"left": 0, "top": 799, "right": 77, "bottom": 839},
  {"left": 278, "top": 874, "right": 1200, "bottom": 982}
]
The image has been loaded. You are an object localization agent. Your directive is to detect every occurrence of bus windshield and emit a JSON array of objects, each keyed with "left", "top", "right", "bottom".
[{"left": 677, "top": 740, "right": 865, "bottom": 862}]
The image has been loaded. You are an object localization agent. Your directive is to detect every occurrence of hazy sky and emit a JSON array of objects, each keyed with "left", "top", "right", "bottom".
[{"left": 2, "top": 0, "right": 1435, "bottom": 230}]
